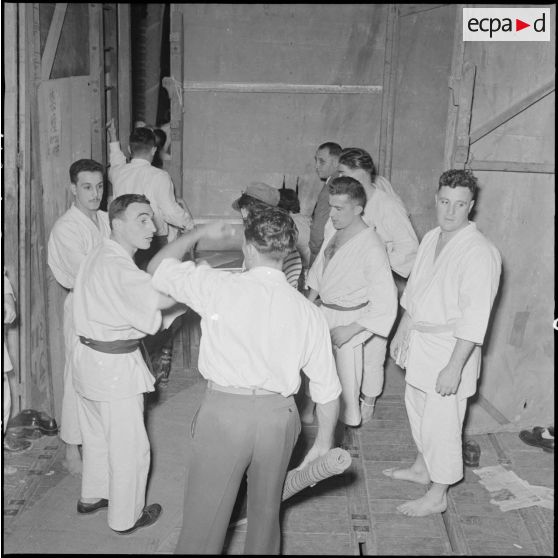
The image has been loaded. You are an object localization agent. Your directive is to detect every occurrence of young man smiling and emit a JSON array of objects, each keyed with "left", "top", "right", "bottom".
[
  {"left": 385, "top": 169, "right": 501, "bottom": 517},
  {"left": 71, "top": 194, "right": 180, "bottom": 534}
]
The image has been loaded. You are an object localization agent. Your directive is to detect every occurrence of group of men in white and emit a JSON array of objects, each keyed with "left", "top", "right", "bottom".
[{"left": 44, "top": 127, "right": 501, "bottom": 552}]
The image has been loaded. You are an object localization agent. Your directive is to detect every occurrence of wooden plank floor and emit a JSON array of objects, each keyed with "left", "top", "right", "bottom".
[{"left": 223, "top": 357, "right": 553, "bottom": 556}]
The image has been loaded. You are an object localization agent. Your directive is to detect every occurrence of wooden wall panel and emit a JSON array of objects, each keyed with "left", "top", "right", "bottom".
[
  {"left": 38, "top": 77, "right": 92, "bottom": 422},
  {"left": 462, "top": 18, "right": 555, "bottom": 433},
  {"left": 175, "top": 4, "right": 388, "bottom": 222}
]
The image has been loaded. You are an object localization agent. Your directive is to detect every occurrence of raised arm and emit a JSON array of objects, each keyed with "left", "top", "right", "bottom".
[{"left": 146, "top": 221, "right": 235, "bottom": 276}]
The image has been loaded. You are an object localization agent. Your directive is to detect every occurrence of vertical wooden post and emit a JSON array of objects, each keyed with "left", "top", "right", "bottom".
[
  {"left": 89, "top": 3, "right": 106, "bottom": 166},
  {"left": 443, "top": 5, "right": 465, "bottom": 170},
  {"left": 378, "top": 4, "right": 399, "bottom": 180},
  {"left": 103, "top": 4, "right": 117, "bottom": 132},
  {"left": 163, "top": 5, "right": 184, "bottom": 198},
  {"left": 4, "top": 2, "right": 20, "bottom": 379},
  {"left": 117, "top": 3, "right": 132, "bottom": 157}
]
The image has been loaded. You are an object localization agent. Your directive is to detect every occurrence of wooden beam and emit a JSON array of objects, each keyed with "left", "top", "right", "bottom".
[
  {"left": 163, "top": 5, "right": 184, "bottom": 198},
  {"left": 443, "top": 5, "right": 465, "bottom": 170},
  {"left": 117, "top": 3, "right": 132, "bottom": 157},
  {"left": 468, "top": 160, "right": 554, "bottom": 174},
  {"left": 378, "top": 4, "right": 399, "bottom": 180},
  {"left": 4, "top": 2, "right": 20, "bottom": 377},
  {"left": 399, "top": 4, "right": 449, "bottom": 17},
  {"left": 89, "top": 3, "right": 106, "bottom": 166},
  {"left": 177, "top": 81, "right": 383, "bottom": 95},
  {"left": 469, "top": 80, "right": 555, "bottom": 145},
  {"left": 452, "top": 61, "right": 476, "bottom": 167},
  {"left": 40, "top": 2, "right": 67, "bottom": 81}
]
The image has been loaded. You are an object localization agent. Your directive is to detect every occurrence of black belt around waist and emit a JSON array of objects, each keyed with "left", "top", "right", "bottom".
[
  {"left": 321, "top": 301, "right": 369, "bottom": 312},
  {"left": 79, "top": 336, "right": 141, "bottom": 354}
]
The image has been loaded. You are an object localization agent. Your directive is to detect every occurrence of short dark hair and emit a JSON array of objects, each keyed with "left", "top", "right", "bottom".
[
  {"left": 244, "top": 206, "right": 297, "bottom": 261},
  {"left": 318, "top": 142, "right": 342, "bottom": 158},
  {"left": 328, "top": 176, "right": 367, "bottom": 209},
  {"left": 108, "top": 194, "right": 151, "bottom": 227},
  {"left": 129, "top": 127, "right": 156, "bottom": 156},
  {"left": 338, "top": 147, "right": 376, "bottom": 180},
  {"left": 438, "top": 169, "right": 478, "bottom": 201},
  {"left": 236, "top": 194, "right": 271, "bottom": 215},
  {"left": 69, "top": 159, "right": 104, "bottom": 185},
  {"left": 153, "top": 128, "right": 167, "bottom": 148},
  {"left": 278, "top": 189, "right": 300, "bottom": 214}
]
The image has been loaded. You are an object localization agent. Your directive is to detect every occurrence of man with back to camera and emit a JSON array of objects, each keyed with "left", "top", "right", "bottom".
[
  {"left": 385, "top": 169, "right": 501, "bottom": 516},
  {"left": 309, "top": 142, "right": 342, "bottom": 264},
  {"left": 147, "top": 206, "right": 342, "bottom": 554},
  {"left": 107, "top": 119, "right": 195, "bottom": 268},
  {"left": 47, "top": 159, "right": 111, "bottom": 474}
]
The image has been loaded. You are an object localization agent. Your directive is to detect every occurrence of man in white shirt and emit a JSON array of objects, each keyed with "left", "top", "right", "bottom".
[
  {"left": 148, "top": 207, "right": 341, "bottom": 555},
  {"left": 309, "top": 142, "right": 342, "bottom": 263},
  {"left": 386, "top": 169, "right": 501, "bottom": 517},
  {"left": 107, "top": 120, "right": 195, "bottom": 268},
  {"left": 71, "top": 194, "right": 180, "bottom": 534},
  {"left": 47, "top": 159, "right": 111, "bottom": 474}
]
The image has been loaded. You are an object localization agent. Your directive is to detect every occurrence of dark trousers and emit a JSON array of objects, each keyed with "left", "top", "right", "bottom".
[{"left": 174, "top": 388, "right": 301, "bottom": 555}]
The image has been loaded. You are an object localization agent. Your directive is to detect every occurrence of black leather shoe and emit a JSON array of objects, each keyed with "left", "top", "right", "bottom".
[
  {"left": 77, "top": 498, "right": 109, "bottom": 514},
  {"left": 519, "top": 427, "right": 554, "bottom": 452},
  {"left": 113, "top": 503, "right": 162, "bottom": 535}
]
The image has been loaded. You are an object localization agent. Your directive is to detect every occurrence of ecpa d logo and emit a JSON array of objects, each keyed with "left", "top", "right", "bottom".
[{"left": 463, "top": 8, "right": 550, "bottom": 41}]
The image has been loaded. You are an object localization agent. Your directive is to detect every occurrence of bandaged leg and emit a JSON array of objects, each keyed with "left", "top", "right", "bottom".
[
  {"left": 77, "top": 394, "right": 150, "bottom": 531},
  {"left": 361, "top": 335, "right": 387, "bottom": 398},
  {"left": 334, "top": 342, "right": 365, "bottom": 426}
]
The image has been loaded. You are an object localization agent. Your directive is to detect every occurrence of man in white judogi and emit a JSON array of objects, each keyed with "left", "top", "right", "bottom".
[
  {"left": 337, "top": 147, "right": 419, "bottom": 423},
  {"left": 71, "top": 193, "right": 184, "bottom": 533},
  {"left": 385, "top": 169, "right": 501, "bottom": 517},
  {"left": 306, "top": 177, "right": 398, "bottom": 426},
  {"left": 47, "top": 159, "right": 111, "bottom": 474}
]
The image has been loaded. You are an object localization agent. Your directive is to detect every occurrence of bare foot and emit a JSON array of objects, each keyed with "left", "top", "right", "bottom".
[
  {"left": 397, "top": 490, "right": 447, "bottom": 517},
  {"left": 383, "top": 466, "right": 431, "bottom": 485},
  {"left": 62, "top": 444, "right": 82, "bottom": 475}
]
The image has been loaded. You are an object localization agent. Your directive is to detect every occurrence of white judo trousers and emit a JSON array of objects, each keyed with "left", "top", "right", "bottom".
[
  {"left": 60, "top": 293, "right": 81, "bottom": 444},
  {"left": 405, "top": 384, "right": 467, "bottom": 485},
  {"left": 76, "top": 393, "right": 150, "bottom": 531}
]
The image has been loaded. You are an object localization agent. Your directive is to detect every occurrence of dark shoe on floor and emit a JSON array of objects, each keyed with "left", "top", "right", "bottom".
[
  {"left": 77, "top": 498, "right": 109, "bottom": 514},
  {"left": 519, "top": 427, "right": 554, "bottom": 452},
  {"left": 6, "top": 427, "right": 43, "bottom": 440},
  {"left": 113, "top": 503, "right": 162, "bottom": 535},
  {"left": 463, "top": 439, "right": 481, "bottom": 467},
  {"left": 3, "top": 435, "right": 32, "bottom": 453}
]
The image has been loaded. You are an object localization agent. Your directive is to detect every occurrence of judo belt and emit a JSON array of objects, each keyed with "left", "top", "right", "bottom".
[
  {"left": 321, "top": 301, "right": 368, "bottom": 312},
  {"left": 410, "top": 322, "right": 454, "bottom": 334},
  {"left": 79, "top": 337, "right": 141, "bottom": 353},
  {"left": 78, "top": 336, "right": 155, "bottom": 378},
  {"left": 207, "top": 380, "right": 279, "bottom": 396}
]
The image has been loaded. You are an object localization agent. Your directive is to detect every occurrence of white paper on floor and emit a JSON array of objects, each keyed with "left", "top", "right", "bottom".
[{"left": 473, "top": 465, "right": 554, "bottom": 511}]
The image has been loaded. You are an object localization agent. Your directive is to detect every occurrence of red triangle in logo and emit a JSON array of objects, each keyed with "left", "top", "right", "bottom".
[{"left": 516, "top": 19, "right": 530, "bottom": 31}]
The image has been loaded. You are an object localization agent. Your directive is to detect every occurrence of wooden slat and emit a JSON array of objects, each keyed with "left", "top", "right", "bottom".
[
  {"left": 443, "top": 4, "right": 464, "bottom": 170},
  {"left": 378, "top": 4, "right": 399, "bottom": 179},
  {"left": 40, "top": 3, "right": 67, "bottom": 81},
  {"left": 3, "top": 2, "right": 20, "bottom": 376},
  {"left": 164, "top": 6, "right": 184, "bottom": 198},
  {"left": 179, "top": 81, "right": 383, "bottom": 94},
  {"left": 468, "top": 160, "right": 555, "bottom": 174},
  {"left": 116, "top": 3, "right": 132, "bottom": 158},
  {"left": 89, "top": 3, "right": 105, "bottom": 165},
  {"left": 452, "top": 61, "right": 476, "bottom": 167},
  {"left": 469, "top": 80, "right": 555, "bottom": 145}
]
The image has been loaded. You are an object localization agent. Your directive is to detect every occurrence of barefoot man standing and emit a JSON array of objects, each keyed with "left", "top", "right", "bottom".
[{"left": 385, "top": 169, "right": 501, "bottom": 516}]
